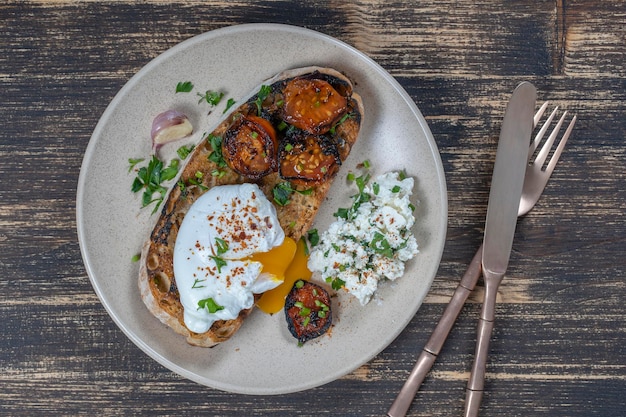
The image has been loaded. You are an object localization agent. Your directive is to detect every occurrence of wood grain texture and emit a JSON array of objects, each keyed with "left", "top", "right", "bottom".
[{"left": 1, "top": 0, "right": 625, "bottom": 416}]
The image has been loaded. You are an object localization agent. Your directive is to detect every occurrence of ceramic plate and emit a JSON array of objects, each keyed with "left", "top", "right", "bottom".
[{"left": 77, "top": 23, "right": 447, "bottom": 395}]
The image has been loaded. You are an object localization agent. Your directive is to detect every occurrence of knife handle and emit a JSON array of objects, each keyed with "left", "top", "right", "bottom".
[
  {"left": 387, "top": 245, "right": 483, "bottom": 417},
  {"left": 464, "top": 270, "right": 503, "bottom": 417}
]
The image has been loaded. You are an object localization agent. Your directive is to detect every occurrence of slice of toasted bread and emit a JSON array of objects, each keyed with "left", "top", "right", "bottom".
[{"left": 139, "top": 66, "right": 363, "bottom": 347}]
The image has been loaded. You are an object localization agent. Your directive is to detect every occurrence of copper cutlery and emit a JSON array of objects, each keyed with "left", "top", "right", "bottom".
[{"left": 389, "top": 86, "right": 577, "bottom": 417}]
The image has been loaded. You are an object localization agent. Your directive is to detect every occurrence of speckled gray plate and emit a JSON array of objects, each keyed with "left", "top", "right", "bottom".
[{"left": 77, "top": 23, "right": 447, "bottom": 395}]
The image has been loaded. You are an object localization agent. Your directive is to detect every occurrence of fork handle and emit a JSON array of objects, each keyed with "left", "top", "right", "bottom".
[
  {"left": 387, "top": 245, "right": 483, "bottom": 417},
  {"left": 464, "top": 270, "right": 504, "bottom": 417}
]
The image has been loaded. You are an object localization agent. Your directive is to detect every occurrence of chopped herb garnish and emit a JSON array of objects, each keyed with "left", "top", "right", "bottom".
[
  {"left": 391, "top": 185, "right": 402, "bottom": 193},
  {"left": 210, "top": 255, "right": 227, "bottom": 273},
  {"left": 307, "top": 229, "right": 320, "bottom": 247},
  {"left": 131, "top": 253, "right": 141, "bottom": 262},
  {"left": 370, "top": 231, "right": 394, "bottom": 258},
  {"left": 333, "top": 171, "right": 371, "bottom": 220},
  {"left": 198, "top": 90, "right": 225, "bottom": 106},
  {"left": 131, "top": 155, "right": 180, "bottom": 214},
  {"left": 128, "top": 158, "right": 145, "bottom": 172},
  {"left": 175, "top": 81, "right": 194, "bottom": 93},
  {"left": 192, "top": 278, "right": 206, "bottom": 289},
  {"left": 223, "top": 98, "right": 236, "bottom": 114},
  {"left": 301, "top": 236, "right": 310, "bottom": 256},
  {"left": 273, "top": 182, "right": 293, "bottom": 206},
  {"left": 326, "top": 277, "right": 346, "bottom": 291},
  {"left": 373, "top": 182, "right": 380, "bottom": 195},
  {"left": 329, "top": 112, "right": 353, "bottom": 134},
  {"left": 176, "top": 144, "right": 195, "bottom": 159},
  {"left": 272, "top": 181, "right": 313, "bottom": 206},
  {"left": 295, "top": 280, "right": 305, "bottom": 289},
  {"left": 207, "top": 133, "right": 228, "bottom": 168},
  {"left": 254, "top": 85, "right": 271, "bottom": 116},
  {"left": 197, "top": 297, "right": 224, "bottom": 313},
  {"left": 211, "top": 169, "right": 226, "bottom": 178},
  {"left": 215, "top": 237, "right": 229, "bottom": 255}
]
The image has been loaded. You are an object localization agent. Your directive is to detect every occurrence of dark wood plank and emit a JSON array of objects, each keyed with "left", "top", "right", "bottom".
[{"left": 1, "top": 0, "right": 625, "bottom": 415}]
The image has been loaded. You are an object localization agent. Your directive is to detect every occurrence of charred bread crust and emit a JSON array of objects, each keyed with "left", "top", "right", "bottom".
[{"left": 138, "top": 66, "right": 363, "bottom": 347}]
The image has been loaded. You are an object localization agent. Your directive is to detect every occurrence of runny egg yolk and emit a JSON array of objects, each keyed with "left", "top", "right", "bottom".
[{"left": 255, "top": 237, "right": 312, "bottom": 314}]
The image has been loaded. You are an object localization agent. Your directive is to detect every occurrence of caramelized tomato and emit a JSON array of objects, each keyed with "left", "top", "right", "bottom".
[
  {"left": 279, "top": 132, "right": 340, "bottom": 186},
  {"left": 285, "top": 280, "right": 332, "bottom": 344},
  {"left": 222, "top": 115, "right": 278, "bottom": 179},
  {"left": 282, "top": 78, "right": 347, "bottom": 134}
]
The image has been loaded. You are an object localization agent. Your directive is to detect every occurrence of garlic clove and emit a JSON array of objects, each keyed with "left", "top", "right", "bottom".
[{"left": 151, "top": 110, "right": 193, "bottom": 147}]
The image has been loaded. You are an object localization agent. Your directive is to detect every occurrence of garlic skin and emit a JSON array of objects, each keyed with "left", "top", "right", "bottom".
[{"left": 151, "top": 110, "right": 193, "bottom": 148}]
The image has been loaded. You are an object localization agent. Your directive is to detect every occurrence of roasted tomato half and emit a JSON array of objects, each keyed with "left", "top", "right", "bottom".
[
  {"left": 285, "top": 280, "right": 332, "bottom": 344},
  {"left": 282, "top": 78, "right": 348, "bottom": 135},
  {"left": 279, "top": 132, "right": 341, "bottom": 186},
  {"left": 222, "top": 115, "right": 278, "bottom": 179}
]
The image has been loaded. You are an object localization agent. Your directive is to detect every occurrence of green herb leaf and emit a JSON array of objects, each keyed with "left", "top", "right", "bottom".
[
  {"left": 130, "top": 155, "right": 180, "bottom": 214},
  {"left": 207, "top": 134, "right": 227, "bottom": 168},
  {"left": 307, "top": 229, "right": 320, "bottom": 247},
  {"left": 192, "top": 278, "right": 206, "bottom": 289},
  {"left": 198, "top": 90, "right": 225, "bottom": 106},
  {"left": 370, "top": 231, "right": 394, "bottom": 258},
  {"left": 131, "top": 253, "right": 141, "bottom": 262},
  {"left": 326, "top": 277, "right": 346, "bottom": 291},
  {"left": 273, "top": 182, "right": 294, "bottom": 206},
  {"left": 223, "top": 98, "right": 236, "bottom": 114},
  {"left": 197, "top": 297, "right": 224, "bottom": 313},
  {"left": 176, "top": 81, "right": 194, "bottom": 93},
  {"left": 329, "top": 112, "right": 353, "bottom": 134},
  {"left": 128, "top": 158, "right": 145, "bottom": 172},
  {"left": 176, "top": 144, "right": 195, "bottom": 159},
  {"left": 391, "top": 185, "right": 401, "bottom": 193},
  {"left": 210, "top": 255, "right": 227, "bottom": 273},
  {"left": 254, "top": 85, "right": 271, "bottom": 116},
  {"left": 160, "top": 159, "right": 180, "bottom": 182},
  {"left": 215, "top": 237, "right": 229, "bottom": 256}
]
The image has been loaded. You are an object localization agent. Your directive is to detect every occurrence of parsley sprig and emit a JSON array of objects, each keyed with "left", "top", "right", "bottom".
[
  {"left": 334, "top": 170, "right": 371, "bottom": 221},
  {"left": 130, "top": 155, "right": 180, "bottom": 214}
]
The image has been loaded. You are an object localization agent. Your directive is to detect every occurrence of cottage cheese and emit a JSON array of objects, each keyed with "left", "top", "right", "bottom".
[{"left": 308, "top": 171, "right": 419, "bottom": 305}]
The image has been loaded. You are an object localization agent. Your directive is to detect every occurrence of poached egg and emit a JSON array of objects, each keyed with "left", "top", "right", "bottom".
[{"left": 174, "top": 183, "right": 288, "bottom": 333}]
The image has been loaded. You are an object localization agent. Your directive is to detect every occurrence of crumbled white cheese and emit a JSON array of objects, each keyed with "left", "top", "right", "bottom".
[{"left": 308, "top": 171, "right": 419, "bottom": 305}]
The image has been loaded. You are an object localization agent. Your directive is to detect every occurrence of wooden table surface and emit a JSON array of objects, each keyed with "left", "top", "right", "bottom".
[{"left": 2, "top": 1, "right": 625, "bottom": 415}]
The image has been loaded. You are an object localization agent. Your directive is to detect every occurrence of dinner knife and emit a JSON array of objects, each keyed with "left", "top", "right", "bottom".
[
  {"left": 464, "top": 82, "right": 536, "bottom": 417},
  {"left": 387, "top": 82, "right": 536, "bottom": 417}
]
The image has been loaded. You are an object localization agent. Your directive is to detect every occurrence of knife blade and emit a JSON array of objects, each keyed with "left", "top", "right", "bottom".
[{"left": 464, "top": 81, "right": 537, "bottom": 417}]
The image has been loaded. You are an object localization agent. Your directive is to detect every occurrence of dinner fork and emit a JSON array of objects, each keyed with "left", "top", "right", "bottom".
[{"left": 388, "top": 102, "right": 577, "bottom": 417}]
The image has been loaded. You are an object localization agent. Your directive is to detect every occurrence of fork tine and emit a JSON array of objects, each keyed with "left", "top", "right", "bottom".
[
  {"left": 533, "top": 101, "right": 550, "bottom": 128},
  {"left": 545, "top": 114, "right": 577, "bottom": 174},
  {"left": 529, "top": 105, "right": 559, "bottom": 160},
  {"left": 535, "top": 110, "right": 567, "bottom": 167}
]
